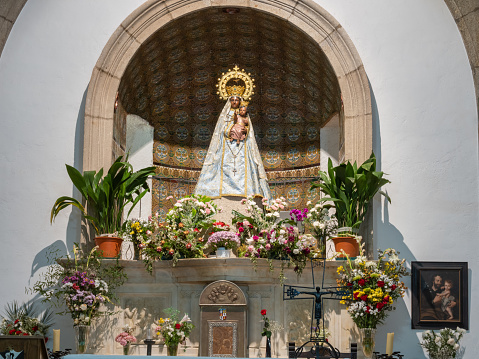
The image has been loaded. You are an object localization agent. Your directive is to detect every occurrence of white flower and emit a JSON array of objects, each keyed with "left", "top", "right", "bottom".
[
  {"left": 293, "top": 248, "right": 300, "bottom": 254},
  {"left": 313, "top": 221, "right": 320, "bottom": 228},
  {"left": 174, "top": 203, "right": 182, "bottom": 207},
  {"left": 306, "top": 201, "right": 312, "bottom": 206},
  {"left": 80, "top": 304, "right": 88, "bottom": 311},
  {"left": 273, "top": 212, "right": 280, "bottom": 217},
  {"left": 319, "top": 223, "right": 326, "bottom": 229},
  {"left": 280, "top": 229, "right": 285, "bottom": 235},
  {"left": 435, "top": 336, "right": 441, "bottom": 344},
  {"left": 447, "top": 338, "right": 455, "bottom": 345},
  {"left": 454, "top": 343, "right": 460, "bottom": 350}
]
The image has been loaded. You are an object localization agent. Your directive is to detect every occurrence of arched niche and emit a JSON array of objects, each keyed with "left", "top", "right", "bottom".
[
  {"left": 199, "top": 280, "right": 247, "bottom": 357},
  {"left": 83, "top": 0, "right": 371, "bottom": 174}
]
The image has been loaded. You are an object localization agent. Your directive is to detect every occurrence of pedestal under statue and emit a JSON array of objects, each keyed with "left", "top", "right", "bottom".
[{"left": 194, "top": 67, "right": 271, "bottom": 222}]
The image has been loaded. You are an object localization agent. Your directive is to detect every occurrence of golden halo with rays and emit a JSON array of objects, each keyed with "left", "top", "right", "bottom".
[{"left": 216, "top": 65, "right": 255, "bottom": 101}]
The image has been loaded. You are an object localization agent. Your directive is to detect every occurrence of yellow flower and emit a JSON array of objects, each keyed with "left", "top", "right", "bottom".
[
  {"left": 158, "top": 318, "right": 165, "bottom": 324},
  {"left": 337, "top": 266, "right": 344, "bottom": 274},
  {"left": 130, "top": 231, "right": 134, "bottom": 235}
]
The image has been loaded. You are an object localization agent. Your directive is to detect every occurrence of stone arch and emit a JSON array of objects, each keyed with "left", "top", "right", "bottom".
[{"left": 83, "top": 0, "right": 372, "bottom": 172}]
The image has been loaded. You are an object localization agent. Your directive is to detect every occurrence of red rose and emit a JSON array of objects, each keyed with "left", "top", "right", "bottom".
[
  {"left": 365, "top": 306, "right": 371, "bottom": 314},
  {"left": 353, "top": 292, "right": 360, "bottom": 300},
  {"left": 9, "top": 329, "right": 15, "bottom": 335},
  {"left": 360, "top": 295, "right": 368, "bottom": 302},
  {"left": 347, "top": 282, "right": 353, "bottom": 287},
  {"left": 383, "top": 295, "right": 390, "bottom": 303},
  {"left": 15, "top": 330, "right": 22, "bottom": 335},
  {"left": 377, "top": 281, "right": 385, "bottom": 287},
  {"left": 45, "top": 337, "right": 49, "bottom": 343},
  {"left": 194, "top": 228, "right": 199, "bottom": 232},
  {"left": 249, "top": 224, "right": 253, "bottom": 229},
  {"left": 261, "top": 309, "right": 267, "bottom": 316},
  {"left": 32, "top": 326, "right": 38, "bottom": 332},
  {"left": 14, "top": 319, "right": 19, "bottom": 324},
  {"left": 73, "top": 284, "right": 80, "bottom": 291},
  {"left": 23, "top": 333, "right": 29, "bottom": 336},
  {"left": 391, "top": 284, "right": 397, "bottom": 291},
  {"left": 239, "top": 227, "right": 244, "bottom": 232},
  {"left": 358, "top": 279, "right": 366, "bottom": 286},
  {"left": 186, "top": 243, "right": 192, "bottom": 249},
  {"left": 376, "top": 302, "right": 385, "bottom": 310},
  {"left": 175, "top": 323, "right": 181, "bottom": 329}
]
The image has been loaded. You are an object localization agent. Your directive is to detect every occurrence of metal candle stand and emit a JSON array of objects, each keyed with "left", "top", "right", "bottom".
[
  {"left": 144, "top": 339, "right": 155, "bottom": 356},
  {"left": 373, "top": 352, "right": 404, "bottom": 359}
]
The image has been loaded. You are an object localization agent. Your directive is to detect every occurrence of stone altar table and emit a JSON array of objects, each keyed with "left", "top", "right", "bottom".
[{"left": 91, "top": 259, "right": 358, "bottom": 357}]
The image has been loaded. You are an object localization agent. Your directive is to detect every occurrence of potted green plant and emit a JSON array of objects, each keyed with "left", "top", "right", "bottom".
[
  {"left": 311, "top": 153, "right": 390, "bottom": 257},
  {"left": 51, "top": 156, "right": 156, "bottom": 257}
]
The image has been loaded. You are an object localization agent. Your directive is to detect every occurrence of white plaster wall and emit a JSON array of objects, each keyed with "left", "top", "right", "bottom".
[{"left": 0, "top": 0, "right": 477, "bottom": 357}]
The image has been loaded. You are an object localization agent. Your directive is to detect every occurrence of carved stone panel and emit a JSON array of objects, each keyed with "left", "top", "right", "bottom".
[{"left": 200, "top": 280, "right": 246, "bottom": 305}]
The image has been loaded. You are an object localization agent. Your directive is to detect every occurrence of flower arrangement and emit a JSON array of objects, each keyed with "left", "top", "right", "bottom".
[
  {"left": 115, "top": 325, "right": 137, "bottom": 347},
  {"left": 290, "top": 208, "right": 308, "bottom": 223},
  {"left": 244, "top": 226, "right": 315, "bottom": 275},
  {"left": 123, "top": 217, "right": 157, "bottom": 253},
  {"left": 304, "top": 201, "right": 337, "bottom": 257},
  {"left": 0, "top": 301, "right": 54, "bottom": 337},
  {"left": 210, "top": 221, "right": 230, "bottom": 233},
  {"left": 206, "top": 231, "right": 241, "bottom": 251},
  {"left": 127, "top": 195, "right": 219, "bottom": 271},
  {"left": 336, "top": 247, "right": 408, "bottom": 329},
  {"left": 156, "top": 308, "right": 194, "bottom": 351},
  {"left": 420, "top": 327, "right": 465, "bottom": 359},
  {"left": 31, "top": 244, "right": 127, "bottom": 327},
  {"left": 261, "top": 309, "right": 271, "bottom": 338},
  {"left": 166, "top": 194, "right": 218, "bottom": 230}
]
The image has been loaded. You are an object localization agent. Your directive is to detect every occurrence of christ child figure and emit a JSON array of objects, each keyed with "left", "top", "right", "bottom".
[
  {"left": 438, "top": 279, "right": 455, "bottom": 320},
  {"left": 229, "top": 105, "right": 249, "bottom": 144}
]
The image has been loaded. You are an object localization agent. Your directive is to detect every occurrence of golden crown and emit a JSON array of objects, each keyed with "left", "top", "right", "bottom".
[{"left": 216, "top": 65, "right": 255, "bottom": 101}]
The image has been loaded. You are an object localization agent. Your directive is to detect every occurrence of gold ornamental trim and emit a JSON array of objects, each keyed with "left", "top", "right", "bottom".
[{"left": 216, "top": 65, "right": 255, "bottom": 101}]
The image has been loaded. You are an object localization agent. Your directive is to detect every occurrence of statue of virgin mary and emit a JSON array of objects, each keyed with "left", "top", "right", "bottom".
[{"left": 194, "top": 67, "right": 271, "bottom": 200}]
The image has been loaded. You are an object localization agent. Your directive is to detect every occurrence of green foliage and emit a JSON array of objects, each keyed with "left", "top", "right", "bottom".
[
  {"left": 311, "top": 153, "right": 391, "bottom": 231},
  {"left": 50, "top": 156, "right": 156, "bottom": 235},
  {"left": 0, "top": 301, "right": 54, "bottom": 336}
]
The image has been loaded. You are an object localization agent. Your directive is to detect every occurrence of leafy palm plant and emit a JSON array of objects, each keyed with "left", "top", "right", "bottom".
[
  {"left": 311, "top": 153, "right": 390, "bottom": 233},
  {"left": 51, "top": 156, "right": 156, "bottom": 235}
]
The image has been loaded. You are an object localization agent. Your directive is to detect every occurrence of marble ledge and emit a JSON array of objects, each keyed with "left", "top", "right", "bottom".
[{"left": 95, "top": 258, "right": 344, "bottom": 286}]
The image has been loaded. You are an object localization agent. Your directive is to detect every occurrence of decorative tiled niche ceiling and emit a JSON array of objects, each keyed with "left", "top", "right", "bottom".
[{"left": 117, "top": 7, "right": 341, "bottom": 213}]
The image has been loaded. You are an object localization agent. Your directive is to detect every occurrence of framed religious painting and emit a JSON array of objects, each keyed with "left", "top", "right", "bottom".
[{"left": 411, "top": 261, "right": 468, "bottom": 329}]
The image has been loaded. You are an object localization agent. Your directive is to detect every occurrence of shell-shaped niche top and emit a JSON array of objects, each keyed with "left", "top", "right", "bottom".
[
  {"left": 199, "top": 280, "right": 247, "bottom": 306},
  {"left": 216, "top": 65, "right": 255, "bottom": 101}
]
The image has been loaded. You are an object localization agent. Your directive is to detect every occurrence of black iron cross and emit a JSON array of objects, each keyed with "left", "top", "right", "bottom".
[{"left": 283, "top": 259, "right": 353, "bottom": 359}]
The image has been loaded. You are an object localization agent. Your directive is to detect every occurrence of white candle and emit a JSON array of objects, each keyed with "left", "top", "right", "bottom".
[
  {"left": 147, "top": 328, "right": 152, "bottom": 340},
  {"left": 386, "top": 332, "right": 394, "bottom": 355},
  {"left": 53, "top": 329, "right": 60, "bottom": 352}
]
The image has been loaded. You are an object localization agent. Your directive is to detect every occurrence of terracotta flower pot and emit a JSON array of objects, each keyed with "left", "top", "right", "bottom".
[
  {"left": 332, "top": 236, "right": 359, "bottom": 258},
  {"left": 94, "top": 236, "right": 123, "bottom": 258}
]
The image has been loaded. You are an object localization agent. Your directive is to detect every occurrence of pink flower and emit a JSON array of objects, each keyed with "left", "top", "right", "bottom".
[
  {"left": 271, "top": 205, "right": 278, "bottom": 211},
  {"left": 265, "top": 244, "right": 271, "bottom": 250},
  {"left": 205, "top": 208, "right": 211, "bottom": 215}
]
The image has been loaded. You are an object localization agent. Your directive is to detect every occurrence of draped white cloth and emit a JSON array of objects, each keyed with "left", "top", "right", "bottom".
[{"left": 194, "top": 97, "right": 271, "bottom": 200}]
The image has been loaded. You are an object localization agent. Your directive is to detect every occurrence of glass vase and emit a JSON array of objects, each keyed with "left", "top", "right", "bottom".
[
  {"left": 317, "top": 236, "right": 327, "bottom": 258},
  {"left": 74, "top": 325, "right": 90, "bottom": 354},
  {"left": 359, "top": 328, "right": 376, "bottom": 358},
  {"left": 123, "top": 343, "right": 131, "bottom": 355},
  {"left": 167, "top": 343, "right": 178, "bottom": 356}
]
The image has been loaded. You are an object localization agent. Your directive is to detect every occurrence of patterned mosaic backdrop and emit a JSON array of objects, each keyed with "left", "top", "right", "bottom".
[{"left": 117, "top": 8, "right": 341, "bottom": 214}]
